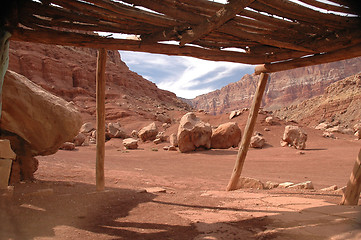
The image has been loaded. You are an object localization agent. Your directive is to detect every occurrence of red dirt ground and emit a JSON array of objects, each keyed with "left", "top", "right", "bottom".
[{"left": 1, "top": 113, "right": 361, "bottom": 239}]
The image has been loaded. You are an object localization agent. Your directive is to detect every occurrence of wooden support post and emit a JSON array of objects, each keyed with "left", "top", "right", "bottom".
[
  {"left": 0, "top": 31, "right": 11, "bottom": 119},
  {"left": 96, "top": 48, "right": 106, "bottom": 191},
  {"left": 340, "top": 149, "right": 361, "bottom": 205},
  {"left": 226, "top": 72, "right": 269, "bottom": 191}
]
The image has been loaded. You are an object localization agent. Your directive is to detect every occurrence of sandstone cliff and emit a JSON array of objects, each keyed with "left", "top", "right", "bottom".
[
  {"left": 273, "top": 73, "right": 361, "bottom": 128},
  {"left": 8, "top": 41, "right": 190, "bottom": 123},
  {"left": 191, "top": 57, "right": 361, "bottom": 114}
]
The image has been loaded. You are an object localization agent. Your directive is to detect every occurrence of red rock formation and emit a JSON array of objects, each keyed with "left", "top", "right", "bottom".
[
  {"left": 8, "top": 41, "right": 190, "bottom": 123},
  {"left": 274, "top": 73, "right": 361, "bottom": 128},
  {"left": 191, "top": 57, "right": 361, "bottom": 114}
]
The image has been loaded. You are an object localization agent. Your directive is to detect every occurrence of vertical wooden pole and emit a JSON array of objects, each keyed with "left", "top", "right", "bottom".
[
  {"left": 226, "top": 72, "right": 269, "bottom": 191},
  {"left": 340, "top": 149, "right": 361, "bottom": 205},
  {"left": 0, "top": 31, "right": 11, "bottom": 119},
  {"left": 96, "top": 48, "right": 106, "bottom": 191}
]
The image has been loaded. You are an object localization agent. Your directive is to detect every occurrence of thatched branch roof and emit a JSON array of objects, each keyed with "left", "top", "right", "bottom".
[{"left": 5, "top": 0, "right": 361, "bottom": 73}]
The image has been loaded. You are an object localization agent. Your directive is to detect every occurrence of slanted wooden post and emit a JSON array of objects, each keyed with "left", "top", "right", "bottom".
[
  {"left": 96, "top": 48, "right": 106, "bottom": 191},
  {"left": 227, "top": 72, "right": 269, "bottom": 191},
  {"left": 340, "top": 149, "right": 361, "bottom": 205}
]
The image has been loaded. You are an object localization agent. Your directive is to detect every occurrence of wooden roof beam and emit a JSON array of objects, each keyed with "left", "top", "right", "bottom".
[
  {"left": 179, "top": 0, "right": 256, "bottom": 46},
  {"left": 10, "top": 27, "right": 268, "bottom": 64},
  {"left": 255, "top": 43, "right": 361, "bottom": 74}
]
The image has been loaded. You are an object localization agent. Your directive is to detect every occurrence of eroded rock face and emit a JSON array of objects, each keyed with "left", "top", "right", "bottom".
[
  {"left": 177, "top": 112, "right": 212, "bottom": 153},
  {"left": 211, "top": 122, "right": 241, "bottom": 149},
  {"left": 1, "top": 70, "right": 82, "bottom": 156},
  {"left": 280, "top": 125, "right": 307, "bottom": 150},
  {"left": 138, "top": 122, "right": 158, "bottom": 141}
]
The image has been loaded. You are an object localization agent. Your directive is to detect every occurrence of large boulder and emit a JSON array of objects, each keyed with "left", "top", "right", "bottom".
[
  {"left": 177, "top": 112, "right": 212, "bottom": 153},
  {"left": 138, "top": 122, "right": 158, "bottom": 141},
  {"left": 211, "top": 122, "right": 241, "bottom": 149},
  {"left": 280, "top": 125, "right": 307, "bottom": 150},
  {"left": 1, "top": 70, "right": 82, "bottom": 156}
]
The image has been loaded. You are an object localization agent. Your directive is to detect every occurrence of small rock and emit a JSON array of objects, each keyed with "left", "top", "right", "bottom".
[
  {"left": 229, "top": 110, "right": 241, "bottom": 119},
  {"left": 123, "top": 138, "right": 138, "bottom": 149},
  {"left": 320, "top": 185, "right": 338, "bottom": 191},
  {"left": 169, "top": 133, "right": 178, "bottom": 147},
  {"left": 153, "top": 138, "right": 162, "bottom": 144},
  {"left": 264, "top": 181, "right": 279, "bottom": 189},
  {"left": 355, "top": 131, "right": 361, "bottom": 139},
  {"left": 168, "top": 146, "right": 177, "bottom": 151},
  {"left": 315, "top": 122, "right": 330, "bottom": 131},
  {"left": 265, "top": 116, "right": 274, "bottom": 125},
  {"left": 73, "top": 132, "right": 86, "bottom": 146},
  {"left": 297, "top": 151, "right": 305, "bottom": 155},
  {"left": 59, "top": 142, "right": 76, "bottom": 150},
  {"left": 144, "top": 187, "right": 167, "bottom": 193},
  {"left": 163, "top": 146, "right": 169, "bottom": 151},
  {"left": 131, "top": 130, "right": 139, "bottom": 139},
  {"left": 250, "top": 134, "right": 265, "bottom": 148},
  {"left": 335, "top": 186, "right": 347, "bottom": 195},
  {"left": 278, "top": 182, "right": 295, "bottom": 188},
  {"left": 323, "top": 132, "right": 336, "bottom": 139},
  {"left": 288, "top": 181, "right": 314, "bottom": 189},
  {"left": 236, "top": 177, "right": 264, "bottom": 190},
  {"left": 80, "top": 122, "right": 95, "bottom": 133},
  {"left": 264, "top": 128, "right": 270, "bottom": 131}
]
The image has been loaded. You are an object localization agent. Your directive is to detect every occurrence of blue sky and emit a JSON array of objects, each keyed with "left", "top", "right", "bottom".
[{"left": 119, "top": 51, "right": 254, "bottom": 99}]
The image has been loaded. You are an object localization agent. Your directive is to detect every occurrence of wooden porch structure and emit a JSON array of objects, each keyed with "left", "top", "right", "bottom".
[{"left": 1, "top": 0, "right": 361, "bottom": 203}]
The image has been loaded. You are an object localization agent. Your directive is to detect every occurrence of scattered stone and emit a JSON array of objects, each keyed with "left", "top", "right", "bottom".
[
  {"left": 315, "top": 122, "right": 330, "bottom": 131},
  {"left": 353, "top": 123, "right": 361, "bottom": 133},
  {"left": 144, "top": 187, "right": 167, "bottom": 193},
  {"left": 139, "top": 122, "right": 158, "bottom": 141},
  {"left": 156, "top": 113, "right": 171, "bottom": 123},
  {"left": 123, "top": 138, "right": 138, "bottom": 149},
  {"left": 355, "top": 131, "right": 361, "bottom": 140},
  {"left": 229, "top": 110, "right": 241, "bottom": 119},
  {"left": 250, "top": 134, "right": 265, "bottom": 148},
  {"left": 156, "top": 132, "right": 167, "bottom": 142},
  {"left": 168, "top": 146, "right": 177, "bottom": 151},
  {"left": 59, "top": 142, "right": 76, "bottom": 151},
  {"left": 278, "top": 182, "right": 295, "bottom": 188},
  {"left": 107, "top": 122, "right": 127, "bottom": 138},
  {"left": 177, "top": 112, "right": 212, "bottom": 153},
  {"left": 288, "top": 181, "right": 314, "bottom": 189},
  {"left": 265, "top": 116, "right": 274, "bottom": 125},
  {"left": 341, "top": 128, "right": 354, "bottom": 135},
  {"left": 320, "top": 185, "right": 338, "bottom": 191},
  {"left": 264, "top": 181, "right": 279, "bottom": 189},
  {"left": 131, "top": 130, "right": 139, "bottom": 139},
  {"left": 335, "top": 186, "right": 347, "bottom": 195},
  {"left": 80, "top": 122, "right": 95, "bottom": 133},
  {"left": 326, "top": 125, "right": 343, "bottom": 133},
  {"left": 211, "top": 122, "right": 241, "bottom": 149},
  {"left": 73, "top": 132, "right": 86, "bottom": 146},
  {"left": 153, "top": 138, "right": 162, "bottom": 144},
  {"left": 236, "top": 177, "right": 264, "bottom": 190},
  {"left": 264, "top": 128, "right": 270, "bottom": 132},
  {"left": 280, "top": 125, "right": 307, "bottom": 150},
  {"left": 323, "top": 132, "right": 336, "bottom": 139},
  {"left": 169, "top": 133, "right": 178, "bottom": 147}
]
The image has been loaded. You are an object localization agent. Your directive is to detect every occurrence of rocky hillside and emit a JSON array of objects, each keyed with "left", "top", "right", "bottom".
[
  {"left": 8, "top": 41, "right": 191, "bottom": 124},
  {"left": 273, "top": 73, "right": 361, "bottom": 128},
  {"left": 190, "top": 57, "right": 361, "bottom": 114}
]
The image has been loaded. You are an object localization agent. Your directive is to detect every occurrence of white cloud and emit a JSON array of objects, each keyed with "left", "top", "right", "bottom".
[{"left": 119, "top": 51, "right": 254, "bottom": 99}]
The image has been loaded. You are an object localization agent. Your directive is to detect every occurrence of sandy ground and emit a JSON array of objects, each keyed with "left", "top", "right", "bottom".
[{"left": 1, "top": 120, "right": 361, "bottom": 239}]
